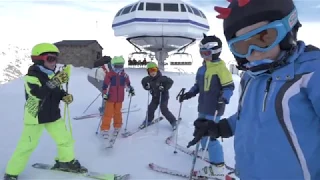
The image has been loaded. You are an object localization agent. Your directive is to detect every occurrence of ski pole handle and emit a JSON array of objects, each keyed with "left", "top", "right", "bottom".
[{"left": 176, "top": 88, "right": 186, "bottom": 100}]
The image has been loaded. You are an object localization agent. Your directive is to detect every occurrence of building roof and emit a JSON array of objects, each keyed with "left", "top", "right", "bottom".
[{"left": 54, "top": 40, "right": 103, "bottom": 49}]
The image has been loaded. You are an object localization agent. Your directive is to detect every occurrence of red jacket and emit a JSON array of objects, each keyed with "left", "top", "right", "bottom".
[{"left": 102, "top": 70, "right": 130, "bottom": 102}]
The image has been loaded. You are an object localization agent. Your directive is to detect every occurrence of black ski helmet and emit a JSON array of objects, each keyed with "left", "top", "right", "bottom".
[
  {"left": 214, "top": 0, "right": 301, "bottom": 69},
  {"left": 199, "top": 34, "right": 222, "bottom": 60}
]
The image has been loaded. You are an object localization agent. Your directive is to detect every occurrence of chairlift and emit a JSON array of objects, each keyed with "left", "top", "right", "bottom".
[{"left": 168, "top": 52, "right": 193, "bottom": 66}]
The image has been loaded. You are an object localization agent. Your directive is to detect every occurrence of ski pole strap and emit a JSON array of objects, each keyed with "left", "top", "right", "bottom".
[{"left": 176, "top": 88, "right": 186, "bottom": 100}]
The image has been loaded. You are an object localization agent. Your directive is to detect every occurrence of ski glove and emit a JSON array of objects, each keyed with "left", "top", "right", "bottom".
[
  {"left": 218, "top": 96, "right": 227, "bottom": 104},
  {"left": 103, "top": 93, "right": 109, "bottom": 100},
  {"left": 46, "top": 71, "right": 69, "bottom": 89},
  {"left": 187, "top": 118, "right": 234, "bottom": 147},
  {"left": 144, "top": 83, "right": 151, "bottom": 90},
  {"left": 128, "top": 86, "right": 135, "bottom": 96},
  {"left": 187, "top": 118, "right": 219, "bottom": 148},
  {"left": 62, "top": 93, "right": 73, "bottom": 104},
  {"left": 159, "top": 85, "right": 164, "bottom": 92},
  {"left": 179, "top": 92, "right": 193, "bottom": 103}
]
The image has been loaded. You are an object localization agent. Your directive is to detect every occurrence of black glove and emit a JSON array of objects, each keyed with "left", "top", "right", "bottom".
[
  {"left": 187, "top": 118, "right": 219, "bottom": 148},
  {"left": 128, "top": 86, "right": 135, "bottom": 96},
  {"left": 179, "top": 92, "right": 193, "bottom": 103},
  {"left": 218, "top": 96, "right": 227, "bottom": 104}
]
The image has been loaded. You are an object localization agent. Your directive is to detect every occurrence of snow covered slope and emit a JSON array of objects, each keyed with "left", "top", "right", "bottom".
[
  {"left": 0, "top": 44, "right": 32, "bottom": 84},
  {"left": 0, "top": 67, "right": 240, "bottom": 179}
]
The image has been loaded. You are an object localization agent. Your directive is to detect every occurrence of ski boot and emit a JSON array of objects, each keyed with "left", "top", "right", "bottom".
[
  {"left": 100, "top": 130, "right": 109, "bottom": 139},
  {"left": 194, "top": 163, "right": 227, "bottom": 179},
  {"left": 139, "top": 119, "right": 153, "bottom": 129},
  {"left": 170, "top": 120, "right": 177, "bottom": 131},
  {"left": 113, "top": 128, "right": 120, "bottom": 135},
  {"left": 3, "top": 174, "right": 18, "bottom": 180},
  {"left": 52, "top": 159, "right": 88, "bottom": 173}
]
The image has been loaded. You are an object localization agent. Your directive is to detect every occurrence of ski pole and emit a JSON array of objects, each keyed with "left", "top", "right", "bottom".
[
  {"left": 95, "top": 87, "right": 110, "bottom": 134},
  {"left": 189, "top": 142, "right": 200, "bottom": 180},
  {"left": 145, "top": 91, "right": 150, "bottom": 132},
  {"left": 201, "top": 110, "right": 218, "bottom": 160},
  {"left": 82, "top": 92, "right": 101, "bottom": 114},
  {"left": 95, "top": 116, "right": 103, "bottom": 134},
  {"left": 173, "top": 88, "right": 185, "bottom": 154},
  {"left": 124, "top": 94, "right": 132, "bottom": 133},
  {"left": 156, "top": 91, "right": 162, "bottom": 135}
]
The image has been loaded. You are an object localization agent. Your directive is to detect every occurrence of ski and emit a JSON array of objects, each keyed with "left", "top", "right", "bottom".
[
  {"left": 165, "top": 136, "right": 235, "bottom": 172},
  {"left": 148, "top": 163, "right": 235, "bottom": 180},
  {"left": 105, "top": 129, "right": 120, "bottom": 148},
  {"left": 121, "top": 117, "right": 164, "bottom": 138},
  {"left": 73, "top": 107, "right": 140, "bottom": 120},
  {"left": 32, "top": 163, "right": 130, "bottom": 180}
]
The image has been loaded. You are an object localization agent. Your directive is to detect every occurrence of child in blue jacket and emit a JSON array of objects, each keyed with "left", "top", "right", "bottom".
[
  {"left": 189, "top": 0, "right": 320, "bottom": 179},
  {"left": 179, "top": 34, "right": 234, "bottom": 176}
]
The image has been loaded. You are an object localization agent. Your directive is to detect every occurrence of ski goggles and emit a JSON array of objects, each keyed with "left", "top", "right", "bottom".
[
  {"left": 112, "top": 64, "right": 124, "bottom": 69},
  {"left": 147, "top": 67, "right": 158, "bottom": 73},
  {"left": 228, "top": 9, "right": 298, "bottom": 58},
  {"left": 199, "top": 48, "right": 222, "bottom": 58},
  {"left": 31, "top": 54, "right": 58, "bottom": 63}
]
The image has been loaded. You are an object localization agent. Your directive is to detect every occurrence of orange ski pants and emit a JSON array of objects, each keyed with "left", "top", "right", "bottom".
[{"left": 100, "top": 101, "right": 123, "bottom": 131}]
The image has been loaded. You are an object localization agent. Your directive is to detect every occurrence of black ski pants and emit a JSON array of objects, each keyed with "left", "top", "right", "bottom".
[{"left": 147, "top": 97, "right": 176, "bottom": 124}]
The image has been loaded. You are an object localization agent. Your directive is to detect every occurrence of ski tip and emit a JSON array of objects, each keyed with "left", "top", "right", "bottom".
[
  {"left": 148, "top": 163, "right": 155, "bottom": 169},
  {"left": 32, "top": 163, "right": 42, "bottom": 168},
  {"left": 116, "top": 173, "right": 130, "bottom": 180},
  {"left": 165, "top": 136, "right": 172, "bottom": 143}
]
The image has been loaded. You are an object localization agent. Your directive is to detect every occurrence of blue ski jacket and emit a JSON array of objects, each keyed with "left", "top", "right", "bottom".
[
  {"left": 228, "top": 42, "right": 320, "bottom": 179},
  {"left": 188, "top": 60, "right": 234, "bottom": 120}
]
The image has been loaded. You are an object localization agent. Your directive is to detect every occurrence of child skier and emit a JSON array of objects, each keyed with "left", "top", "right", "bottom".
[
  {"left": 4, "top": 43, "right": 87, "bottom": 180},
  {"left": 100, "top": 56, "right": 134, "bottom": 139},
  {"left": 189, "top": 0, "right": 320, "bottom": 179},
  {"left": 179, "top": 34, "right": 234, "bottom": 177},
  {"left": 140, "top": 62, "right": 178, "bottom": 130}
]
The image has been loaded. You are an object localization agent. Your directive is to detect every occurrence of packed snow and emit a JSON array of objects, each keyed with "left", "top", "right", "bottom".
[{"left": 0, "top": 66, "right": 240, "bottom": 179}]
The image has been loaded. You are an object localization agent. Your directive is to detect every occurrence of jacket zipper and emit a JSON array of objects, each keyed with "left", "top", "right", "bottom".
[
  {"left": 262, "top": 78, "right": 272, "bottom": 112},
  {"left": 117, "top": 73, "right": 119, "bottom": 101},
  {"left": 237, "top": 78, "right": 252, "bottom": 120}
]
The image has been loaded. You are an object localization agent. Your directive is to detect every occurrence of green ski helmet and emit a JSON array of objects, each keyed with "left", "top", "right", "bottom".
[
  {"left": 111, "top": 56, "right": 125, "bottom": 65},
  {"left": 31, "top": 43, "right": 59, "bottom": 63},
  {"left": 146, "top": 62, "right": 157, "bottom": 69}
]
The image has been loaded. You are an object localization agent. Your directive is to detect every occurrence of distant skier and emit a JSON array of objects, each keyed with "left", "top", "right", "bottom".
[
  {"left": 188, "top": 0, "right": 320, "bottom": 179},
  {"left": 4, "top": 43, "right": 87, "bottom": 180},
  {"left": 179, "top": 34, "right": 234, "bottom": 176},
  {"left": 100, "top": 56, "right": 135, "bottom": 139},
  {"left": 87, "top": 56, "right": 112, "bottom": 114},
  {"left": 140, "top": 62, "right": 178, "bottom": 130}
]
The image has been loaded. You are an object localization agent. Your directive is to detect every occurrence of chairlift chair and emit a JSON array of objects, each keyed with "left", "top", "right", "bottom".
[{"left": 169, "top": 52, "right": 193, "bottom": 65}]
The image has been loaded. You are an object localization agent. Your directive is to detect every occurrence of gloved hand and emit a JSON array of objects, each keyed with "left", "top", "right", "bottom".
[
  {"left": 103, "top": 93, "right": 109, "bottom": 100},
  {"left": 144, "top": 83, "right": 151, "bottom": 90},
  {"left": 218, "top": 96, "right": 227, "bottom": 104},
  {"left": 46, "top": 71, "right": 69, "bottom": 89},
  {"left": 62, "top": 93, "right": 73, "bottom": 104},
  {"left": 159, "top": 85, "right": 164, "bottom": 92},
  {"left": 178, "top": 92, "right": 193, "bottom": 103},
  {"left": 187, "top": 118, "right": 219, "bottom": 148},
  {"left": 128, "top": 86, "right": 135, "bottom": 96}
]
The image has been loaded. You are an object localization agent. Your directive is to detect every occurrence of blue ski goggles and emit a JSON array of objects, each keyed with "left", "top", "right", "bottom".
[{"left": 228, "top": 8, "right": 298, "bottom": 58}]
